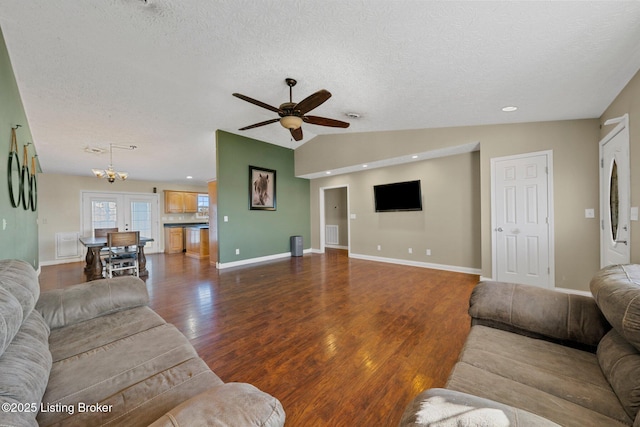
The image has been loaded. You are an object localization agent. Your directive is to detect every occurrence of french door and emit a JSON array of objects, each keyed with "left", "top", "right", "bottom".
[{"left": 81, "top": 191, "right": 160, "bottom": 253}]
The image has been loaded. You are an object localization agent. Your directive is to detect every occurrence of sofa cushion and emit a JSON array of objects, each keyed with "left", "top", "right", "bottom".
[
  {"left": 0, "top": 286, "right": 24, "bottom": 357},
  {"left": 47, "top": 306, "right": 166, "bottom": 362},
  {"left": 591, "top": 264, "right": 640, "bottom": 352},
  {"left": 598, "top": 328, "right": 640, "bottom": 421},
  {"left": 0, "top": 310, "right": 52, "bottom": 427},
  {"left": 470, "top": 280, "right": 609, "bottom": 350},
  {"left": 0, "top": 259, "right": 40, "bottom": 356},
  {"left": 36, "top": 276, "right": 148, "bottom": 330},
  {"left": 447, "top": 325, "right": 631, "bottom": 426},
  {"left": 38, "top": 317, "right": 224, "bottom": 426}
]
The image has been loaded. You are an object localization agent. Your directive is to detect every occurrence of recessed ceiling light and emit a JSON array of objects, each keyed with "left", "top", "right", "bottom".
[
  {"left": 326, "top": 171, "right": 332, "bottom": 175},
  {"left": 501, "top": 106, "right": 518, "bottom": 112},
  {"left": 412, "top": 155, "right": 419, "bottom": 159},
  {"left": 362, "top": 164, "right": 368, "bottom": 168},
  {"left": 186, "top": 176, "right": 193, "bottom": 179},
  {"left": 346, "top": 112, "right": 361, "bottom": 119}
]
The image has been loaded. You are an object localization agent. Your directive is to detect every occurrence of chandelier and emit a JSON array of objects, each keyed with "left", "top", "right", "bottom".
[{"left": 91, "top": 144, "right": 137, "bottom": 183}]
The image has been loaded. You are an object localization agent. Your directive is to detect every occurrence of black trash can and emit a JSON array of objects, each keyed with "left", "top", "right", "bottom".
[{"left": 290, "top": 235, "right": 303, "bottom": 257}]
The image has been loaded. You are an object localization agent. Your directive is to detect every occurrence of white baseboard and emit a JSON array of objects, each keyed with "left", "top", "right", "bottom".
[
  {"left": 348, "top": 253, "right": 481, "bottom": 275},
  {"left": 40, "top": 257, "right": 84, "bottom": 266},
  {"left": 325, "top": 244, "right": 349, "bottom": 250},
  {"left": 216, "top": 249, "right": 312, "bottom": 269}
]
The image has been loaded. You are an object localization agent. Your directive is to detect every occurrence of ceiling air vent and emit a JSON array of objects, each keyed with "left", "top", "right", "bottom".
[{"left": 85, "top": 146, "right": 106, "bottom": 154}]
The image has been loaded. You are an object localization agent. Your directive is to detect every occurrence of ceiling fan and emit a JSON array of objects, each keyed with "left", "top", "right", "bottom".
[{"left": 233, "top": 78, "right": 350, "bottom": 141}]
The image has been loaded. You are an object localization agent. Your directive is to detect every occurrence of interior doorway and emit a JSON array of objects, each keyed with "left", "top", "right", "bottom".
[
  {"left": 600, "top": 114, "right": 630, "bottom": 267},
  {"left": 320, "top": 186, "right": 350, "bottom": 252},
  {"left": 491, "top": 150, "right": 554, "bottom": 288}
]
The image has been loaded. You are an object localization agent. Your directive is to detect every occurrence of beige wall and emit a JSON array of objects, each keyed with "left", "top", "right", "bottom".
[
  {"left": 311, "top": 151, "right": 482, "bottom": 272},
  {"left": 38, "top": 173, "right": 207, "bottom": 264},
  {"left": 600, "top": 69, "right": 640, "bottom": 263},
  {"left": 298, "top": 119, "right": 600, "bottom": 291}
]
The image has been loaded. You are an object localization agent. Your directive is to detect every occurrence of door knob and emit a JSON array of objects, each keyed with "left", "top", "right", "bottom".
[
  {"left": 615, "top": 239, "right": 628, "bottom": 245},
  {"left": 496, "top": 227, "right": 503, "bottom": 232}
]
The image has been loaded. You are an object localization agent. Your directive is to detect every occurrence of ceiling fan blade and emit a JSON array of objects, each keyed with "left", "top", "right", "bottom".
[
  {"left": 238, "top": 118, "right": 280, "bottom": 130},
  {"left": 290, "top": 127, "right": 303, "bottom": 141},
  {"left": 233, "top": 93, "right": 282, "bottom": 114},
  {"left": 303, "top": 115, "right": 350, "bottom": 128},
  {"left": 295, "top": 89, "right": 331, "bottom": 115}
]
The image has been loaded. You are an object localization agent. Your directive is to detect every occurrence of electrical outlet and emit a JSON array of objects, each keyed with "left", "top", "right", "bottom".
[
  {"left": 426, "top": 249, "right": 431, "bottom": 256},
  {"left": 408, "top": 248, "right": 413, "bottom": 254},
  {"left": 377, "top": 245, "right": 381, "bottom": 251},
  {"left": 235, "top": 248, "right": 240, "bottom": 255}
]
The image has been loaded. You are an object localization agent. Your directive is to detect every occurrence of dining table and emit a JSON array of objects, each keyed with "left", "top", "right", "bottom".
[{"left": 79, "top": 235, "right": 154, "bottom": 281}]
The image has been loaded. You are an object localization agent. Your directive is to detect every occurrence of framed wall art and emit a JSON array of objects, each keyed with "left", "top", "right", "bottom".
[{"left": 249, "top": 165, "right": 276, "bottom": 210}]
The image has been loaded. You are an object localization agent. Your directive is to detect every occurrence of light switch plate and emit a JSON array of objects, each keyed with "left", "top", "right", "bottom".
[
  {"left": 631, "top": 207, "right": 639, "bottom": 221},
  {"left": 585, "top": 208, "right": 595, "bottom": 219}
]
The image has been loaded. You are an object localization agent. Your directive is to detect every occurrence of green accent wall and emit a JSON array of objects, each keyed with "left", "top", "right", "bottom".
[
  {"left": 0, "top": 28, "right": 39, "bottom": 267},
  {"left": 216, "top": 130, "right": 310, "bottom": 264}
]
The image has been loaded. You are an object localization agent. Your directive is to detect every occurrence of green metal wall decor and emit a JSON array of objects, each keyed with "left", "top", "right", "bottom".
[{"left": 7, "top": 126, "right": 37, "bottom": 211}]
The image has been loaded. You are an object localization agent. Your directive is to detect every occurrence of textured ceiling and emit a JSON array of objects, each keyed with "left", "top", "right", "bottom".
[{"left": 1, "top": 1, "right": 640, "bottom": 184}]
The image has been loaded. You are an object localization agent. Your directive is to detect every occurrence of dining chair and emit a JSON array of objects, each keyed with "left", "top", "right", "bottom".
[
  {"left": 94, "top": 227, "right": 119, "bottom": 238},
  {"left": 105, "top": 231, "right": 139, "bottom": 278},
  {"left": 94, "top": 227, "right": 119, "bottom": 260}
]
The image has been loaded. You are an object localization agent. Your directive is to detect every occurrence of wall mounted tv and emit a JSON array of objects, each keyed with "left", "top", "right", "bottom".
[{"left": 373, "top": 180, "right": 423, "bottom": 212}]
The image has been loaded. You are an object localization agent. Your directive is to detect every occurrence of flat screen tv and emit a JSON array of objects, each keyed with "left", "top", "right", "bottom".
[{"left": 373, "top": 180, "right": 422, "bottom": 212}]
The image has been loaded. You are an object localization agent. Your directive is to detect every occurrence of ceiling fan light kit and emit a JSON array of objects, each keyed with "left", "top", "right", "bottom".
[
  {"left": 233, "top": 77, "right": 350, "bottom": 141},
  {"left": 280, "top": 115, "right": 302, "bottom": 130}
]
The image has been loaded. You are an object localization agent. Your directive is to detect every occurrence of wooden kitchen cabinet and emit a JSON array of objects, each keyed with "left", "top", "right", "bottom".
[
  {"left": 164, "top": 191, "right": 199, "bottom": 213},
  {"left": 164, "top": 227, "right": 184, "bottom": 254},
  {"left": 183, "top": 192, "right": 198, "bottom": 213},
  {"left": 165, "top": 191, "right": 184, "bottom": 213}
]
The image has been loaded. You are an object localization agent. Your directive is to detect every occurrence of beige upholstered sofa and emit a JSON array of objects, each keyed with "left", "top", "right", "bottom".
[
  {"left": 0, "top": 259, "right": 285, "bottom": 426},
  {"left": 401, "top": 264, "right": 640, "bottom": 427}
]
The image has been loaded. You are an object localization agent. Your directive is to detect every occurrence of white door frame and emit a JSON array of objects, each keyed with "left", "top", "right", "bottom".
[
  {"left": 319, "top": 185, "right": 351, "bottom": 254},
  {"left": 490, "top": 150, "right": 555, "bottom": 287},
  {"left": 599, "top": 113, "right": 631, "bottom": 267}
]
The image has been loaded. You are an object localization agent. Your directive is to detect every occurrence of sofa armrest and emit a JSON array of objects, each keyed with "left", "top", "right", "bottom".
[
  {"left": 149, "top": 383, "right": 285, "bottom": 427},
  {"left": 399, "top": 388, "right": 560, "bottom": 426},
  {"left": 469, "top": 281, "right": 610, "bottom": 350},
  {"left": 35, "top": 276, "right": 148, "bottom": 329}
]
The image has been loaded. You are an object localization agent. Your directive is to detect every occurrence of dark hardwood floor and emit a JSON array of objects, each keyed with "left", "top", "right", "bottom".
[{"left": 39, "top": 250, "right": 478, "bottom": 426}]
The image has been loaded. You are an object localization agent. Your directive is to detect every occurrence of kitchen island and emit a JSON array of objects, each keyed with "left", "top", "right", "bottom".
[{"left": 185, "top": 224, "right": 209, "bottom": 259}]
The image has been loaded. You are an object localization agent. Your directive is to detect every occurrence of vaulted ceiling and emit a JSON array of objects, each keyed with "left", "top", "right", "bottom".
[{"left": 1, "top": 1, "right": 639, "bottom": 184}]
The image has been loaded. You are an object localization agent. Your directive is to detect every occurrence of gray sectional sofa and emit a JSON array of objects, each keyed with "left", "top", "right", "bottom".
[
  {"left": 401, "top": 264, "right": 640, "bottom": 427},
  {"left": 0, "top": 259, "right": 285, "bottom": 426}
]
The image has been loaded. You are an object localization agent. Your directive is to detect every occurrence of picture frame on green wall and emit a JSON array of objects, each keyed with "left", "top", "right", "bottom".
[{"left": 249, "top": 165, "right": 276, "bottom": 211}]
